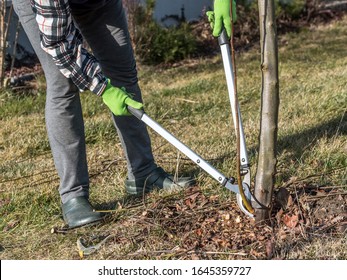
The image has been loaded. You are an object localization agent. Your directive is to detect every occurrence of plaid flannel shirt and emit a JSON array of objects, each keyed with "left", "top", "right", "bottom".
[{"left": 30, "top": 0, "right": 107, "bottom": 95}]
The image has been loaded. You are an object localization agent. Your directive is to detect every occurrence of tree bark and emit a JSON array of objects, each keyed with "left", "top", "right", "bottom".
[
  {"left": 122, "top": 0, "right": 140, "bottom": 53},
  {"left": 254, "top": 0, "right": 280, "bottom": 222},
  {"left": 0, "top": 0, "right": 6, "bottom": 88}
]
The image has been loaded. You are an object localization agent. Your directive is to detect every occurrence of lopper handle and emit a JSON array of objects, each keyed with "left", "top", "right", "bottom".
[
  {"left": 127, "top": 105, "right": 145, "bottom": 120},
  {"left": 218, "top": 29, "right": 230, "bottom": 46}
]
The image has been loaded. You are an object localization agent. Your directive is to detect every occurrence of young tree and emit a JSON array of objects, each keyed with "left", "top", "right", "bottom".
[
  {"left": 253, "top": 0, "right": 280, "bottom": 222},
  {"left": 0, "top": 0, "right": 6, "bottom": 87},
  {"left": 0, "top": 1, "right": 13, "bottom": 88},
  {"left": 122, "top": 0, "right": 140, "bottom": 50}
]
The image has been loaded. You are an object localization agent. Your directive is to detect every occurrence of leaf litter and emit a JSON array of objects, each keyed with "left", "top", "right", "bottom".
[{"left": 71, "top": 182, "right": 346, "bottom": 260}]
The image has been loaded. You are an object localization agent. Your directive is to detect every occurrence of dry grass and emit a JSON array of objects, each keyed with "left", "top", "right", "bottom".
[{"left": 0, "top": 17, "right": 346, "bottom": 259}]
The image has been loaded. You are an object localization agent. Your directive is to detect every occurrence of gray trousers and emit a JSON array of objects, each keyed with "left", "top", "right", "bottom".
[{"left": 13, "top": 0, "right": 157, "bottom": 203}]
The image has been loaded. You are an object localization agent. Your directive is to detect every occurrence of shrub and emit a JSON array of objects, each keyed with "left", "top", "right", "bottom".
[
  {"left": 276, "top": 0, "right": 306, "bottom": 19},
  {"left": 123, "top": 0, "right": 196, "bottom": 65},
  {"left": 135, "top": 22, "right": 196, "bottom": 65}
]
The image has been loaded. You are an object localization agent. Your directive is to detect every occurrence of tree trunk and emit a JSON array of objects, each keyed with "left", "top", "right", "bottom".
[
  {"left": 0, "top": 0, "right": 6, "bottom": 88},
  {"left": 254, "top": 0, "right": 280, "bottom": 222},
  {"left": 122, "top": 0, "right": 140, "bottom": 53}
]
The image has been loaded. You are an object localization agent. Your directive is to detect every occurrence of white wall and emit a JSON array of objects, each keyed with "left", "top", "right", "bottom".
[{"left": 153, "top": 0, "right": 213, "bottom": 22}]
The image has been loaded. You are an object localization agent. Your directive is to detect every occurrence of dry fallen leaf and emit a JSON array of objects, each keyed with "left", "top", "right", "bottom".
[
  {"left": 277, "top": 228, "right": 287, "bottom": 240},
  {"left": 222, "top": 213, "right": 231, "bottom": 220},
  {"left": 266, "top": 240, "right": 274, "bottom": 259},
  {"left": 141, "top": 211, "right": 148, "bottom": 216},
  {"left": 235, "top": 216, "right": 241, "bottom": 224},
  {"left": 258, "top": 235, "right": 266, "bottom": 241},
  {"left": 209, "top": 195, "right": 219, "bottom": 201},
  {"left": 283, "top": 214, "right": 299, "bottom": 228},
  {"left": 276, "top": 208, "right": 284, "bottom": 224},
  {"left": 187, "top": 192, "right": 200, "bottom": 201},
  {"left": 205, "top": 217, "right": 216, "bottom": 223},
  {"left": 175, "top": 203, "right": 182, "bottom": 211},
  {"left": 286, "top": 195, "right": 293, "bottom": 208},
  {"left": 4, "top": 220, "right": 20, "bottom": 231}
]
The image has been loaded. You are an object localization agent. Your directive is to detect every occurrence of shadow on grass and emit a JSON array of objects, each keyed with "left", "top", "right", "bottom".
[
  {"left": 95, "top": 166, "right": 201, "bottom": 211},
  {"left": 276, "top": 113, "right": 346, "bottom": 158},
  {"left": 95, "top": 195, "right": 143, "bottom": 212},
  {"left": 185, "top": 113, "right": 346, "bottom": 177}
]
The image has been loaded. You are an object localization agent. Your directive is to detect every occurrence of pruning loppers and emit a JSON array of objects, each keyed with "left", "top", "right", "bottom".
[{"left": 128, "top": 30, "right": 254, "bottom": 218}]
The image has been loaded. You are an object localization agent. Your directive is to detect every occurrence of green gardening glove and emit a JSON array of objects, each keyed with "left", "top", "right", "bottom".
[
  {"left": 206, "top": 0, "right": 237, "bottom": 38},
  {"left": 101, "top": 80, "right": 143, "bottom": 116}
]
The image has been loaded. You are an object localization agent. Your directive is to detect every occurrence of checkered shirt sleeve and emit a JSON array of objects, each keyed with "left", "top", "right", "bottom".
[{"left": 30, "top": 0, "right": 107, "bottom": 95}]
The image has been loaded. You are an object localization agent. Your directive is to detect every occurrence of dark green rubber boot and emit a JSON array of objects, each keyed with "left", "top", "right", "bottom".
[
  {"left": 125, "top": 167, "right": 195, "bottom": 195},
  {"left": 62, "top": 197, "right": 104, "bottom": 229}
]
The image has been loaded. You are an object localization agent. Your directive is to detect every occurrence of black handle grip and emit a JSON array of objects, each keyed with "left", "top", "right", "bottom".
[
  {"left": 127, "top": 105, "right": 144, "bottom": 120},
  {"left": 218, "top": 29, "right": 229, "bottom": 46}
]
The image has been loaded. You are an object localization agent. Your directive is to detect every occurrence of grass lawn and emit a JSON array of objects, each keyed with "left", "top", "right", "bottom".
[{"left": 0, "top": 16, "right": 346, "bottom": 260}]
